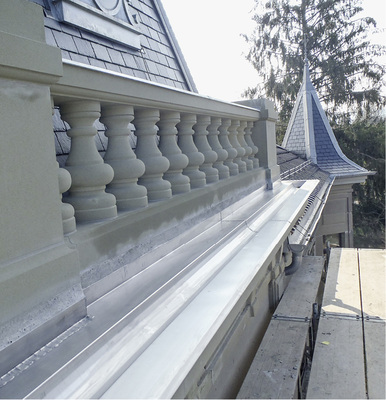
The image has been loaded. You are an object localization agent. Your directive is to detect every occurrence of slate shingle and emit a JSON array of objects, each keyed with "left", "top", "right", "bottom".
[
  {"left": 145, "top": 59, "right": 159, "bottom": 75},
  {"left": 133, "top": 69, "right": 148, "bottom": 79},
  {"left": 104, "top": 62, "right": 121, "bottom": 73},
  {"left": 52, "top": 31, "right": 78, "bottom": 52},
  {"left": 61, "top": 23, "right": 81, "bottom": 38},
  {"left": 45, "top": 28, "right": 56, "bottom": 46},
  {"left": 92, "top": 43, "right": 112, "bottom": 62},
  {"left": 121, "top": 52, "right": 138, "bottom": 69},
  {"left": 73, "top": 37, "right": 95, "bottom": 57},
  {"left": 69, "top": 53, "right": 90, "bottom": 64},
  {"left": 44, "top": 16, "right": 62, "bottom": 31},
  {"left": 89, "top": 58, "right": 107, "bottom": 69},
  {"left": 107, "top": 48, "right": 125, "bottom": 65},
  {"left": 119, "top": 66, "right": 135, "bottom": 75},
  {"left": 61, "top": 49, "right": 71, "bottom": 60}
]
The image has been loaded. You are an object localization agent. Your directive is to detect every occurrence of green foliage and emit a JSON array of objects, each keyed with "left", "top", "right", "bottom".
[
  {"left": 244, "top": 0, "right": 385, "bottom": 247},
  {"left": 333, "top": 118, "right": 385, "bottom": 248},
  {"left": 243, "top": 0, "right": 385, "bottom": 122}
]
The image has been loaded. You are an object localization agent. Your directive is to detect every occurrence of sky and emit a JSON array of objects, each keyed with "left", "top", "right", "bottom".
[{"left": 161, "top": 0, "right": 386, "bottom": 103}]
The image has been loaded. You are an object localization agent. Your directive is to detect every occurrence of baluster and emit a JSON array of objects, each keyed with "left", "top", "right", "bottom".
[
  {"left": 218, "top": 118, "right": 238, "bottom": 176},
  {"left": 207, "top": 117, "right": 230, "bottom": 180},
  {"left": 237, "top": 121, "right": 253, "bottom": 171},
  {"left": 133, "top": 108, "right": 172, "bottom": 201},
  {"left": 245, "top": 121, "right": 259, "bottom": 168},
  {"left": 60, "top": 101, "right": 117, "bottom": 222},
  {"left": 193, "top": 115, "right": 219, "bottom": 184},
  {"left": 58, "top": 163, "right": 76, "bottom": 234},
  {"left": 101, "top": 104, "right": 148, "bottom": 211},
  {"left": 228, "top": 119, "right": 247, "bottom": 173},
  {"left": 52, "top": 98, "right": 76, "bottom": 234},
  {"left": 177, "top": 113, "right": 206, "bottom": 188},
  {"left": 157, "top": 111, "right": 190, "bottom": 194}
]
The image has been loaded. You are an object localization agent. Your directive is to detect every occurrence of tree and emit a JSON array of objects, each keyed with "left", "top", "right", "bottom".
[
  {"left": 243, "top": 0, "right": 386, "bottom": 248},
  {"left": 333, "top": 118, "right": 385, "bottom": 248},
  {"left": 243, "top": 0, "right": 385, "bottom": 123}
]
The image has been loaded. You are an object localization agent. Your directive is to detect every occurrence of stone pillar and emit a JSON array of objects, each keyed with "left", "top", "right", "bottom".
[
  {"left": 0, "top": 0, "right": 85, "bottom": 376},
  {"left": 177, "top": 113, "right": 206, "bottom": 188},
  {"left": 248, "top": 99, "right": 280, "bottom": 182},
  {"left": 101, "top": 104, "right": 148, "bottom": 211},
  {"left": 218, "top": 118, "right": 238, "bottom": 176},
  {"left": 193, "top": 115, "right": 219, "bottom": 184},
  {"left": 60, "top": 101, "right": 118, "bottom": 221},
  {"left": 207, "top": 117, "right": 230, "bottom": 180},
  {"left": 133, "top": 108, "right": 172, "bottom": 201},
  {"left": 237, "top": 121, "right": 253, "bottom": 171},
  {"left": 158, "top": 111, "right": 190, "bottom": 194},
  {"left": 245, "top": 121, "right": 259, "bottom": 169}
]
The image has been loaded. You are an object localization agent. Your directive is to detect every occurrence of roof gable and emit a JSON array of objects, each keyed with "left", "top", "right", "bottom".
[{"left": 39, "top": 0, "right": 197, "bottom": 91}]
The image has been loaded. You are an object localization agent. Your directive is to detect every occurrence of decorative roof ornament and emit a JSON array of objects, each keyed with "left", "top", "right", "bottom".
[{"left": 281, "top": 47, "right": 370, "bottom": 182}]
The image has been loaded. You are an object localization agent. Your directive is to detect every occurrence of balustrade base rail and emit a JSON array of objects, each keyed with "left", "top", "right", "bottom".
[{"left": 69, "top": 167, "right": 268, "bottom": 303}]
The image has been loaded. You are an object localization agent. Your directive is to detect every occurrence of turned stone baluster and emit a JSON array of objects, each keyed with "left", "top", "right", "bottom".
[
  {"left": 228, "top": 119, "right": 247, "bottom": 173},
  {"left": 245, "top": 121, "right": 259, "bottom": 168},
  {"left": 218, "top": 118, "right": 238, "bottom": 176},
  {"left": 60, "top": 101, "right": 117, "bottom": 222},
  {"left": 237, "top": 121, "right": 253, "bottom": 171},
  {"left": 177, "top": 113, "right": 206, "bottom": 188},
  {"left": 157, "top": 111, "right": 190, "bottom": 194},
  {"left": 193, "top": 115, "right": 219, "bottom": 184},
  {"left": 52, "top": 98, "right": 76, "bottom": 234},
  {"left": 133, "top": 108, "right": 172, "bottom": 201},
  {"left": 58, "top": 163, "right": 76, "bottom": 235},
  {"left": 207, "top": 117, "right": 230, "bottom": 180},
  {"left": 101, "top": 104, "right": 148, "bottom": 211}
]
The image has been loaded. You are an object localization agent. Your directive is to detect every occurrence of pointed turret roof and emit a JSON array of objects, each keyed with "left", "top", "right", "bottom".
[{"left": 282, "top": 60, "right": 370, "bottom": 180}]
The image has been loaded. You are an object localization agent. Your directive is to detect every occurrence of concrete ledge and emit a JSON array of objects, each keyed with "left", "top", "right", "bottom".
[
  {"left": 237, "top": 256, "right": 325, "bottom": 399},
  {"left": 0, "top": 244, "right": 86, "bottom": 377},
  {"left": 70, "top": 168, "right": 267, "bottom": 302},
  {"left": 0, "top": 0, "right": 62, "bottom": 84},
  {"left": 0, "top": 180, "right": 317, "bottom": 399}
]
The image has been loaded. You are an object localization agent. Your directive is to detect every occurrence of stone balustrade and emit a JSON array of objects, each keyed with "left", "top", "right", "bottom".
[
  {"left": 51, "top": 61, "right": 278, "bottom": 232},
  {"left": 0, "top": 0, "right": 281, "bottom": 382}
]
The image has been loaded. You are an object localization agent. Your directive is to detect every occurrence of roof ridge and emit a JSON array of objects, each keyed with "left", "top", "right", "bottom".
[{"left": 280, "top": 159, "right": 313, "bottom": 180}]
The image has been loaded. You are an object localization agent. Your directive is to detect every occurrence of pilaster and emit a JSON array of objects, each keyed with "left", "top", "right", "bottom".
[
  {"left": 238, "top": 99, "right": 280, "bottom": 182},
  {"left": 0, "top": 0, "right": 85, "bottom": 376}
]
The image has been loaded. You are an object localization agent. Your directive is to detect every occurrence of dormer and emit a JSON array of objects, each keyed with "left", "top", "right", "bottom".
[{"left": 48, "top": 0, "right": 142, "bottom": 49}]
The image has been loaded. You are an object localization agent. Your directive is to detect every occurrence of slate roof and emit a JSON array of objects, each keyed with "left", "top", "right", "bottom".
[
  {"left": 277, "top": 145, "right": 331, "bottom": 209},
  {"left": 277, "top": 145, "right": 333, "bottom": 243},
  {"left": 31, "top": 0, "right": 196, "bottom": 91},
  {"left": 282, "top": 60, "right": 369, "bottom": 180},
  {"left": 27, "top": 0, "right": 198, "bottom": 162}
]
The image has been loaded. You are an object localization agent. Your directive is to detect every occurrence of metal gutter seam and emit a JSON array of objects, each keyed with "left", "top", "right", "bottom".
[
  {"left": 291, "top": 176, "right": 335, "bottom": 247},
  {"left": 99, "top": 181, "right": 318, "bottom": 399}
]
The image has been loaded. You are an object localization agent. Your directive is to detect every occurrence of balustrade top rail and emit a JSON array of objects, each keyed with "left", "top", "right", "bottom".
[{"left": 51, "top": 60, "right": 261, "bottom": 120}]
